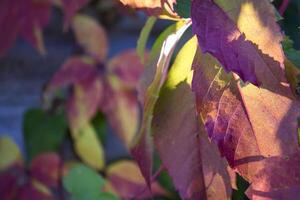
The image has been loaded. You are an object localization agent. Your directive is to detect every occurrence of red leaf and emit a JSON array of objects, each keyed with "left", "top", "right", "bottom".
[
  {"left": 191, "top": 0, "right": 285, "bottom": 86},
  {"left": 246, "top": 151, "right": 300, "bottom": 200},
  {"left": 192, "top": 48, "right": 300, "bottom": 181},
  {"left": 0, "top": 0, "right": 51, "bottom": 56},
  {"left": 30, "top": 153, "right": 61, "bottom": 188}
]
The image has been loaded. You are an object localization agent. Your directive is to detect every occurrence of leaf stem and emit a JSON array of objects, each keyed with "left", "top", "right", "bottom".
[{"left": 279, "top": 0, "right": 290, "bottom": 16}]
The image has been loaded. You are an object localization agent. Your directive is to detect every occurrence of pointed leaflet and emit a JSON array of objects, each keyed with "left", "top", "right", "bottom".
[
  {"left": 191, "top": 0, "right": 285, "bottom": 86},
  {"left": 0, "top": 0, "right": 51, "bottom": 57},
  {"left": 71, "top": 14, "right": 108, "bottom": 62},
  {"left": 118, "top": 0, "right": 177, "bottom": 18},
  {"left": 246, "top": 151, "right": 300, "bottom": 199},
  {"left": 131, "top": 20, "right": 191, "bottom": 186},
  {"left": 106, "top": 160, "right": 169, "bottom": 199},
  {"left": 103, "top": 50, "right": 145, "bottom": 148},
  {"left": 192, "top": 47, "right": 300, "bottom": 182},
  {"left": 153, "top": 37, "right": 231, "bottom": 199}
]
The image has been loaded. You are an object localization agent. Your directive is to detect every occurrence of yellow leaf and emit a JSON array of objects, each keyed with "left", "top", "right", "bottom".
[
  {"left": 73, "top": 123, "right": 105, "bottom": 170},
  {"left": 0, "top": 136, "right": 22, "bottom": 170}
]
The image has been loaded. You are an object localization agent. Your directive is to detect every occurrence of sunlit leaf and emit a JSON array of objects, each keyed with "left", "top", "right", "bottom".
[
  {"left": 131, "top": 20, "right": 191, "bottom": 185},
  {"left": 153, "top": 37, "right": 231, "bottom": 199},
  {"left": 192, "top": 46, "right": 300, "bottom": 182},
  {"left": 191, "top": 0, "right": 285, "bottom": 86}
]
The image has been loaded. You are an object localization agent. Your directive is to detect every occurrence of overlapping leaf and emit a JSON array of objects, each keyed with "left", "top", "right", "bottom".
[
  {"left": 152, "top": 37, "right": 231, "bottom": 199},
  {"left": 131, "top": 20, "right": 191, "bottom": 186},
  {"left": 192, "top": 45, "right": 300, "bottom": 182},
  {"left": 191, "top": 0, "right": 285, "bottom": 86}
]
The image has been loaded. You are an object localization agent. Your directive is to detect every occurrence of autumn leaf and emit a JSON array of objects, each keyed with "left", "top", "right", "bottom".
[
  {"left": 0, "top": 0, "right": 52, "bottom": 57},
  {"left": 192, "top": 46, "right": 300, "bottom": 182},
  {"left": 118, "top": 0, "right": 178, "bottom": 18},
  {"left": 71, "top": 14, "right": 108, "bottom": 62},
  {"left": 0, "top": 139, "right": 61, "bottom": 200},
  {"left": 131, "top": 20, "right": 191, "bottom": 186},
  {"left": 191, "top": 0, "right": 285, "bottom": 86},
  {"left": 106, "top": 160, "right": 169, "bottom": 199},
  {"left": 152, "top": 37, "right": 231, "bottom": 199},
  {"left": 246, "top": 151, "right": 300, "bottom": 199}
]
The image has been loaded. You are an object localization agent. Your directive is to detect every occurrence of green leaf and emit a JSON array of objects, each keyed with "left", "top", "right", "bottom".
[
  {"left": 63, "top": 164, "right": 117, "bottom": 200},
  {"left": 283, "top": 36, "right": 300, "bottom": 69},
  {"left": 23, "top": 108, "right": 68, "bottom": 162},
  {"left": 174, "top": 0, "right": 191, "bottom": 18},
  {"left": 137, "top": 16, "right": 156, "bottom": 64}
]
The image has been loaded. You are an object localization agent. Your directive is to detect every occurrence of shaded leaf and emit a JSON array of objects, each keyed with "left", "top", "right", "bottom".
[
  {"left": 246, "top": 151, "right": 300, "bottom": 200},
  {"left": 174, "top": 0, "right": 191, "bottom": 18},
  {"left": 72, "top": 14, "right": 108, "bottom": 62},
  {"left": 23, "top": 108, "right": 68, "bottom": 161},
  {"left": 153, "top": 37, "right": 231, "bottom": 199},
  {"left": 191, "top": 0, "right": 285, "bottom": 86},
  {"left": 106, "top": 160, "right": 169, "bottom": 199},
  {"left": 0, "top": 136, "right": 22, "bottom": 171},
  {"left": 283, "top": 36, "right": 300, "bottom": 69},
  {"left": 131, "top": 20, "right": 191, "bottom": 185}
]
